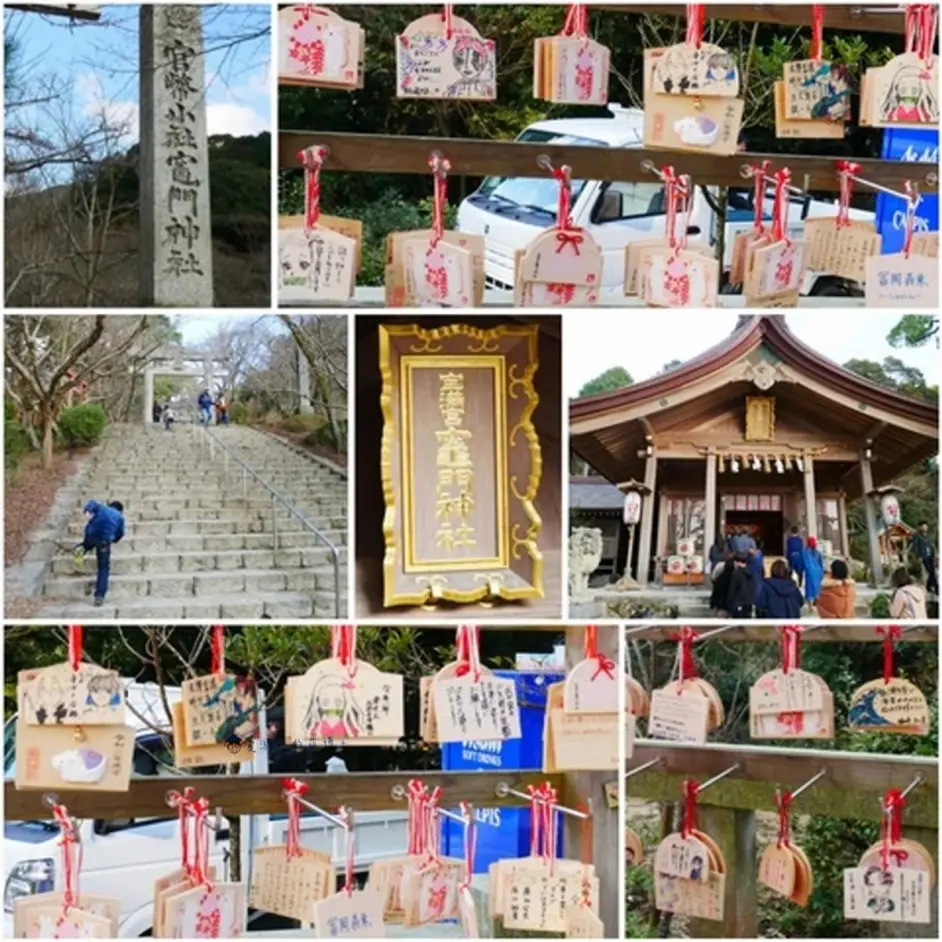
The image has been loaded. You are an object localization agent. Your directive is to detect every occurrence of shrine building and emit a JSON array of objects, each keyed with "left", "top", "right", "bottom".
[{"left": 569, "top": 316, "right": 939, "bottom": 589}]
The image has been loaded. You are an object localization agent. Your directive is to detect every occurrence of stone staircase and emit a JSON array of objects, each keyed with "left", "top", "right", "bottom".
[{"left": 38, "top": 424, "right": 348, "bottom": 618}]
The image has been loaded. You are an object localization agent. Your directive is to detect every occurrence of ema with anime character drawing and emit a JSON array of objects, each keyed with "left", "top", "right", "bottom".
[{"left": 285, "top": 655, "right": 405, "bottom": 746}]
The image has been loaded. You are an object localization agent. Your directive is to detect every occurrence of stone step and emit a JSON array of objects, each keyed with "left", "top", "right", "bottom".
[
  {"left": 66, "top": 517, "right": 347, "bottom": 537},
  {"left": 70, "top": 499, "right": 347, "bottom": 516},
  {"left": 51, "top": 546, "right": 337, "bottom": 577},
  {"left": 36, "top": 590, "right": 345, "bottom": 619},
  {"left": 101, "top": 531, "right": 347, "bottom": 553},
  {"left": 42, "top": 566, "right": 345, "bottom": 601}
]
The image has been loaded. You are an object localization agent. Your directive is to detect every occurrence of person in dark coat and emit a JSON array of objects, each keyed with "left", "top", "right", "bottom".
[
  {"left": 910, "top": 523, "right": 938, "bottom": 596},
  {"left": 786, "top": 526, "right": 804, "bottom": 587},
  {"left": 77, "top": 500, "right": 125, "bottom": 606},
  {"left": 725, "top": 554, "right": 756, "bottom": 619},
  {"left": 708, "top": 533, "right": 727, "bottom": 576},
  {"left": 803, "top": 536, "right": 825, "bottom": 604},
  {"left": 709, "top": 553, "right": 733, "bottom": 615},
  {"left": 756, "top": 560, "right": 803, "bottom": 618},
  {"left": 197, "top": 390, "right": 214, "bottom": 425},
  {"left": 747, "top": 540, "right": 765, "bottom": 588}
]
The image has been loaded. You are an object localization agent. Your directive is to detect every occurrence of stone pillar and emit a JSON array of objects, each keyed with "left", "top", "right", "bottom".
[
  {"left": 704, "top": 450, "right": 717, "bottom": 568},
  {"left": 636, "top": 450, "right": 658, "bottom": 585},
  {"left": 803, "top": 455, "right": 818, "bottom": 541},
  {"left": 139, "top": 5, "right": 214, "bottom": 306},
  {"left": 298, "top": 348, "right": 313, "bottom": 414},
  {"left": 859, "top": 452, "right": 884, "bottom": 586},
  {"left": 202, "top": 358, "right": 213, "bottom": 393},
  {"left": 838, "top": 492, "right": 850, "bottom": 558},
  {"left": 143, "top": 368, "right": 154, "bottom": 425}
]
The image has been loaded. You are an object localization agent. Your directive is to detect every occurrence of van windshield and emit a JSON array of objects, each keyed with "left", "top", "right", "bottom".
[{"left": 475, "top": 129, "right": 604, "bottom": 220}]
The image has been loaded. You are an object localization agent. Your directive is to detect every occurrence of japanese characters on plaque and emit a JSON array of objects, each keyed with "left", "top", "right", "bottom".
[
  {"left": 380, "top": 324, "right": 542, "bottom": 607},
  {"left": 277, "top": 5, "right": 364, "bottom": 90},
  {"left": 15, "top": 663, "right": 133, "bottom": 792},
  {"left": 435, "top": 371, "right": 475, "bottom": 551},
  {"left": 249, "top": 846, "right": 333, "bottom": 922},
  {"left": 142, "top": 5, "right": 213, "bottom": 305},
  {"left": 749, "top": 668, "right": 835, "bottom": 740},
  {"left": 181, "top": 673, "right": 259, "bottom": 746},
  {"left": 844, "top": 866, "right": 931, "bottom": 924},
  {"left": 314, "top": 889, "right": 387, "bottom": 938},
  {"left": 396, "top": 13, "right": 497, "bottom": 100},
  {"left": 430, "top": 667, "right": 522, "bottom": 743}
]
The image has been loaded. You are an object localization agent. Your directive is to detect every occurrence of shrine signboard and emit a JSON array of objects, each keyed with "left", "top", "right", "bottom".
[{"left": 379, "top": 323, "right": 543, "bottom": 606}]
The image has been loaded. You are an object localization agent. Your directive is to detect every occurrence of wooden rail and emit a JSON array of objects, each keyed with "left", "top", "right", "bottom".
[
  {"left": 626, "top": 625, "right": 939, "bottom": 643},
  {"left": 278, "top": 133, "right": 937, "bottom": 192},
  {"left": 5, "top": 769, "right": 559, "bottom": 821},
  {"left": 592, "top": 3, "right": 909, "bottom": 33},
  {"left": 628, "top": 740, "right": 938, "bottom": 826}
]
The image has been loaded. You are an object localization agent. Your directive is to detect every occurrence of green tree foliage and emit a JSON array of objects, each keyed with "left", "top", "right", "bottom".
[
  {"left": 887, "top": 314, "right": 939, "bottom": 349},
  {"left": 579, "top": 366, "right": 634, "bottom": 397},
  {"left": 56, "top": 403, "right": 107, "bottom": 447},
  {"left": 842, "top": 356, "right": 938, "bottom": 402},
  {"left": 4, "top": 398, "right": 29, "bottom": 472}
]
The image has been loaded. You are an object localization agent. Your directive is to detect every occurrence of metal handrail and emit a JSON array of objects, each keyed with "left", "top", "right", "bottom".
[{"left": 194, "top": 425, "right": 342, "bottom": 617}]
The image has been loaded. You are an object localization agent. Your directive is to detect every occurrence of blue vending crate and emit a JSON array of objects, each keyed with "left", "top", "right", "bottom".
[
  {"left": 875, "top": 128, "right": 939, "bottom": 254},
  {"left": 440, "top": 670, "right": 564, "bottom": 872}
]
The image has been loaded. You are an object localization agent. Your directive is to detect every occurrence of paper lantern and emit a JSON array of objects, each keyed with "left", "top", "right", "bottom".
[
  {"left": 623, "top": 490, "right": 642, "bottom": 525},
  {"left": 881, "top": 493, "right": 901, "bottom": 526}
]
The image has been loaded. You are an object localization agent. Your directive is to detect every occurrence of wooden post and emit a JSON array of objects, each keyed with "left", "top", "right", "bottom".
[
  {"left": 563, "top": 626, "right": 618, "bottom": 938},
  {"left": 859, "top": 450, "right": 884, "bottom": 585},
  {"left": 838, "top": 491, "right": 850, "bottom": 558},
  {"left": 803, "top": 454, "right": 818, "bottom": 541},
  {"left": 637, "top": 450, "right": 658, "bottom": 584},
  {"left": 704, "top": 450, "right": 718, "bottom": 570},
  {"left": 689, "top": 805, "right": 757, "bottom": 939}
]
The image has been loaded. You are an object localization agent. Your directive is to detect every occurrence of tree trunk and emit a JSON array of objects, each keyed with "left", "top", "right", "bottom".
[{"left": 42, "top": 410, "right": 54, "bottom": 469}]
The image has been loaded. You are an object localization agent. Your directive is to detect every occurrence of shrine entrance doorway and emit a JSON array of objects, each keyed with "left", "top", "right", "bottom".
[{"left": 724, "top": 510, "right": 785, "bottom": 555}]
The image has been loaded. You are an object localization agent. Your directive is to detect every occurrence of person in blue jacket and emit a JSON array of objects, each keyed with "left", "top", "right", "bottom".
[
  {"left": 756, "top": 559, "right": 804, "bottom": 618},
  {"left": 197, "top": 389, "right": 214, "bottom": 425},
  {"left": 802, "top": 535, "right": 825, "bottom": 606},
  {"left": 76, "top": 500, "right": 125, "bottom": 606},
  {"left": 786, "top": 526, "right": 804, "bottom": 587}
]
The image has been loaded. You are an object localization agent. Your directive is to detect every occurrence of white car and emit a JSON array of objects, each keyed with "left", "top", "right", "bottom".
[{"left": 456, "top": 105, "right": 873, "bottom": 300}]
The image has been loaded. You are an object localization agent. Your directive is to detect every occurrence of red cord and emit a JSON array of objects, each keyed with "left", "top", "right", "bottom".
[
  {"left": 902, "top": 184, "right": 918, "bottom": 258},
  {"left": 442, "top": 4, "right": 454, "bottom": 40},
  {"left": 781, "top": 625, "right": 803, "bottom": 674},
  {"left": 770, "top": 168, "right": 792, "bottom": 244},
  {"left": 686, "top": 4, "right": 704, "bottom": 48},
  {"left": 672, "top": 627, "right": 699, "bottom": 686},
  {"left": 880, "top": 789, "right": 907, "bottom": 870},
  {"left": 681, "top": 780, "right": 700, "bottom": 838},
  {"left": 877, "top": 625, "right": 903, "bottom": 684},
  {"left": 835, "top": 160, "right": 861, "bottom": 229},
  {"left": 459, "top": 800, "right": 476, "bottom": 889},
  {"left": 67, "top": 625, "right": 83, "bottom": 672},
  {"left": 211, "top": 625, "right": 224, "bottom": 677},
  {"left": 775, "top": 791, "right": 793, "bottom": 847},
  {"left": 428, "top": 153, "right": 451, "bottom": 246},
  {"left": 810, "top": 4, "right": 824, "bottom": 60},
  {"left": 298, "top": 147, "right": 326, "bottom": 230}
]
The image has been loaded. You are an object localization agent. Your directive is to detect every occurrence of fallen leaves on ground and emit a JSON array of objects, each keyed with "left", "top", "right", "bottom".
[{"left": 5, "top": 451, "right": 83, "bottom": 566}]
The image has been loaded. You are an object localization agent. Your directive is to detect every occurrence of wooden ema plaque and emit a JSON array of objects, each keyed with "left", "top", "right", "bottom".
[
  {"left": 181, "top": 673, "right": 258, "bottom": 747},
  {"left": 844, "top": 866, "right": 931, "bottom": 924},
  {"left": 534, "top": 35, "right": 611, "bottom": 105},
  {"left": 758, "top": 842, "right": 813, "bottom": 906},
  {"left": 379, "top": 323, "right": 543, "bottom": 606},
  {"left": 386, "top": 231, "right": 485, "bottom": 307},
  {"left": 278, "top": 226, "right": 357, "bottom": 302},
  {"left": 848, "top": 677, "right": 930, "bottom": 736},
  {"left": 429, "top": 663, "right": 522, "bottom": 743},
  {"left": 653, "top": 827, "right": 726, "bottom": 921},
  {"left": 496, "top": 859, "right": 600, "bottom": 933},
  {"left": 543, "top": 680, "right": 618, "bottom": 772},
  {"left": 396, "top": 13, "right": 496, "bottom": 101},
  {"left": 860, "top": 53, "right": 939, "bottom": 129},
  {"left": 285, "top": 657, "right": 404, "bottom": 746},
  {"left": 280, "top": 214, "right": 363, "bottom": 272},
  {"left": 277, "top": 6, "right": 364, "bottom": 90},
  {"left": 15, "top": 668, "right": 134, "bottom": 791},
  {"left": 749, "top": 668, "right": 835, "bottom": 740},
  {"left": 163, "top": 882, "right": 245, "bottom": 937},
  {"left": 865, "top": 252, "right": 938, "bottom": 308},
  {"left": 248, "top": 845, "right": 333, "bottom": 921},
  {"left": 152, "top": 866, "right": 218, "bottom": 938},
  {"left": 314, "top": 889, "right": 387, "bottom": 937},
  {"left": 13, "top": 893, "right": 119, "bottom": 937}
]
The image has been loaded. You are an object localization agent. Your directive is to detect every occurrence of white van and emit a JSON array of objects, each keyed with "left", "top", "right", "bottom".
[
  {"left": 456, "top": 105, "right": 872, "bottom": 300},
  {"left": 3, "top": 682, "right": 407, "bottom": 936}
]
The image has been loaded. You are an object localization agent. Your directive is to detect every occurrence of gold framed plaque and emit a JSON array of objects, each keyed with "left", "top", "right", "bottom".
[
  {"left": 745, "top": 396, "right": 775, "bottom": 442},
  {"left": 379, "top": 323, "right": 543, "bottom": 606}
]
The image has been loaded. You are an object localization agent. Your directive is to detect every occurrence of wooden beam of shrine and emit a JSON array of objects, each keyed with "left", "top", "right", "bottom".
[
  {"left": 625, "top": 625, "right": 938, "bottom": 642},
  {"left": 279, "top": 132, "right": 937, "bottom": 191},
  {"left": 591, "top": 4, "right": 908, "bottom": 33},
  {"left": 4, "top": 770, "right": 559, "bottom": 821},
  {"left": 628, "top": 740, "right": 938, "bottom": 826}
]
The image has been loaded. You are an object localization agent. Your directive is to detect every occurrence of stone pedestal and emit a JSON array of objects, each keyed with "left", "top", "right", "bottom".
[{"left": 139, "top": 5, "right": 214, "bottom": 306}]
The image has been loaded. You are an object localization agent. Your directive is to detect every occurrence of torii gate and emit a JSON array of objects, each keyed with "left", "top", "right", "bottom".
[
  {"left": 8, "top": 2, "right": 214, "bottom": 306},
  {"left": 143, "top": 348, "right": 229, "bottom": 426}
]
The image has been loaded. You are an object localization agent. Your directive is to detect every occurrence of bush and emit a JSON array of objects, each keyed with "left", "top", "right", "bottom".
[
  {"left": 4, "top": 398, "right": 29, "bottom": 471},
  {"left": 280, "top": 413, "right": 328, "bottom": 435},
  {"left": 869, "top": 592, "right": 892, "bottom": 617},
  {"left": 57, "top": 403, "right": 107, "bottom": 447},
  {"left": 227, "top": 401, "right": 249, "bottom": 426},
  {"left": 303, "top": 418, "right": 347, "bottom": 452}
]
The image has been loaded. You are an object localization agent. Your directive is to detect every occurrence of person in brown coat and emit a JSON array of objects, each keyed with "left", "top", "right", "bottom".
[{"left": 816, "top": 559, "right": 856, "bottom": 618}]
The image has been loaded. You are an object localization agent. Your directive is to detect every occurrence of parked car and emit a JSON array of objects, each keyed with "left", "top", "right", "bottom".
[{"left": 456, "top": 105, "right": 874, "bottom": 300}]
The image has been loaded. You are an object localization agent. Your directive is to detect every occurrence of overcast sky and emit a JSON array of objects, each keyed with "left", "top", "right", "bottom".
[{"left": 564, "top": 313, "right": 939, "bottom": 397}]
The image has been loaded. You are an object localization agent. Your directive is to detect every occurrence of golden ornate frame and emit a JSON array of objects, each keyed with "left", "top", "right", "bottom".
[
  {"left": 379, "top": 322, "right": 543, "bottom": 607},
  {"left": 745, "top": 396, "right": 776, "bottom": 442}
]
